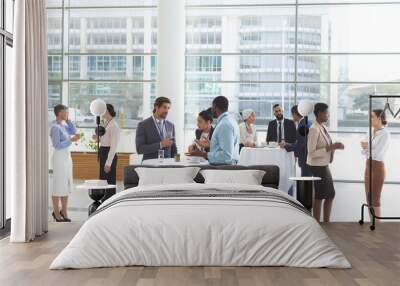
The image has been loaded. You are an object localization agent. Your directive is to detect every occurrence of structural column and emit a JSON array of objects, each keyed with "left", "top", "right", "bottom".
[
  {"left": 157, "top": 0, "right": 185, "bottom": 151},
  {"left": 221, "top": 15, "right": 239, "bottom": 113}
]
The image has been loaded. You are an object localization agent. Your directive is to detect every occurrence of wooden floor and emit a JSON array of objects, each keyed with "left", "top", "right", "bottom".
[{"left": 0, "top": 222, "right": 399, "bottom": 286}]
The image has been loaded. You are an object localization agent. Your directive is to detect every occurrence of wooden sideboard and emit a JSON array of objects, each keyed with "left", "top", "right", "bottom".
[{"left": 71, "top": 152, "right": 132, "bottom": 181}]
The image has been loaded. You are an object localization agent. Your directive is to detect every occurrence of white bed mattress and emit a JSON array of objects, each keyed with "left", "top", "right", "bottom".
[{"left": 50, "top": 183, "right": 351, "bottom": 269}]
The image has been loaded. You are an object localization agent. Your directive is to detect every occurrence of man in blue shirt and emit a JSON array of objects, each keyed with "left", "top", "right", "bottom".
[{"left": 187, "top": 96, "right": 240, "bottom": 165}]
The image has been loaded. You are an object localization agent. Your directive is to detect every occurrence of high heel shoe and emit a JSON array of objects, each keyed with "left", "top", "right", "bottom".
[
  {"left": 52, "top": 211, "right": 64, "bottom": 222},
  {"left": 60, "top": 211, "right": 71, "bottom": 222}
]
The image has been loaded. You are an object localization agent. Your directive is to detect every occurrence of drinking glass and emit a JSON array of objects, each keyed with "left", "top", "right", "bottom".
[{"left": 158, "top": 149, "right": 165, "bottom": 163}]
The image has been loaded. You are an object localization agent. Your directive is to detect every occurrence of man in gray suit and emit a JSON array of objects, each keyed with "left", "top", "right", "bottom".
[{"left": 135, "top": 97, "right": 177, "bottom": 160}]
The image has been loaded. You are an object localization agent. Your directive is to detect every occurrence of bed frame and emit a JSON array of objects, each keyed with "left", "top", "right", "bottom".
[{"left": 124, "top": 165, "right": 280, "bottom": 190}]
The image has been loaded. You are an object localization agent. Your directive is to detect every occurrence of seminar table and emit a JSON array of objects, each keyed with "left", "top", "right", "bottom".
[{"left": 239, "top": 147, "right": 295, "bottom": 193}]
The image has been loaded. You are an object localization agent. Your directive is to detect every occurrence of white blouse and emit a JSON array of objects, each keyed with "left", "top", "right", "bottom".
[
  {"left": 239, "top": 122, "right": 257, "bottom": 146},
  {"left": 362, "top": 128, "right": 390, "bottom": 162},
  {"left": 100, "top": 118, "right": 121, "bottom": 166}
]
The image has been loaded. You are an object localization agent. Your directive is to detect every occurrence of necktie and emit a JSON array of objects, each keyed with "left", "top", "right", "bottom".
[
  {"left": 157, "top": 121, "right": 165, "bottom": 139},
  {"left": 278, "top": 121, "right": 282, "bottom": 142}
]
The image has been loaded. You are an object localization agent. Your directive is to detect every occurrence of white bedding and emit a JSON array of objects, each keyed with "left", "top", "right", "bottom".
[{"left": 50, "top": 183, "right": 351, "bottom": 269}]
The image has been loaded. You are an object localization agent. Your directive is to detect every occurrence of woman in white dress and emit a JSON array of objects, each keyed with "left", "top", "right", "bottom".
[
  {"left": 50, "top": 105, "right": 80, "bottom": 222},
  {"left": 239, "top": 109, "right": 257, "bottom": 151}
]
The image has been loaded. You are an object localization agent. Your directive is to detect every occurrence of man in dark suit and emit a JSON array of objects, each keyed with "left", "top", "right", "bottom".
[
  {"left": 135, "top": 97, "right": 177, "bottom": 160},
  {"left": 280, "top": 105, "right": 312, "bottom": 177},
  {"left": 266, "top": 104, "right": 296, "bottom": 144}
]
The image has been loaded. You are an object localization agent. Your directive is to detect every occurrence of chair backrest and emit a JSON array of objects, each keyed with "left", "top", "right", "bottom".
[{"left": 124, "top": 164, "right": 280, "bottom": 190}]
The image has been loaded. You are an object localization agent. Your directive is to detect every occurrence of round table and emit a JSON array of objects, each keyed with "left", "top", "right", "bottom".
[
  {"left": 77, "top": 184, "right": 116, "bottom": 216},
  {"left": 289, "top": 177, "right": 321, "bottom": 211},
  {"left": 239, "top": 147, "right": 295, "bottom": 193},
  {"left": 142, "top": 157, "right": 209, "bottom": 166}
]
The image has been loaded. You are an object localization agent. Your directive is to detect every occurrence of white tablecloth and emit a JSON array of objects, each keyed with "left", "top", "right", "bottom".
[
  {"left": 239, "top": 147, "right": 295, "bottom": 193},
  {"left": 142, "top": 157, "right": 209, "bottom": 166}
]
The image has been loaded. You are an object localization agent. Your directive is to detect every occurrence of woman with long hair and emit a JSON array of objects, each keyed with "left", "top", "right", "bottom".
[
  {"left": 93, "top": 104, "right": 121, "bottom": 202},
  {"left": 361, "top": 109, "right": 390, "bottom": 221}
]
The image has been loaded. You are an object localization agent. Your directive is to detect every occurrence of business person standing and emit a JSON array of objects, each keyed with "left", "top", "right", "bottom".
[
  {"left": 361, "top": 109, "right": 390, "bottom": 221},
  {"left": 266, "top": 104, "right": 296, "bottom": 144},
  {"left": 136, "top": 97, "right": 177, "bottom": 160},
  {"left": 307, "top": 103, "right": 344, "bottom": 223},
  {"left": 94, "top": 104, "right": 121, "bottom": 202},
  {"left": 280, "top": 105, "right": 312, "bottom": 177},
  {"left": 50, "top": 104, "right": 80, "bottom": 222}
]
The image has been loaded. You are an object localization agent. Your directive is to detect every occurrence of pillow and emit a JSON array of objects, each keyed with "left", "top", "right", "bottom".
[
  {"left": 200, "top": 169, "right": 266, "bottom": 185},
  {"left": 135, "top": 167, "right": 201, "bottom": 186}
]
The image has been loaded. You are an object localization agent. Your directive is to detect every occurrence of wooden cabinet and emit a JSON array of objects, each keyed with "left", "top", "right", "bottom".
[{"left": 71, "top": 152, "right": 131, "bottom": 181}]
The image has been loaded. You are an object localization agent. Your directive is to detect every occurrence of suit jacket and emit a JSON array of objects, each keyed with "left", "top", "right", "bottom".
[
  {"left": 284, "top": 118, "right": 311, "bottom": 168},
  {"left": 135, "top": 116, "right": 177, "bottom": 160},
  {"left": 195, "top": 126, "right": 214, "bottom": 153},
  {"left": 306, "top": 122, "right": 334, "bottom": 167},
  {"left": 266, "top": 118, "right": 296, "bottom": 144}
]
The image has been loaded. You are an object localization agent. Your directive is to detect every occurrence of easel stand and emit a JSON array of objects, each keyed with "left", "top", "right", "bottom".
[{"left": 359, "top": 94, "right": 400, "bottom": 230}]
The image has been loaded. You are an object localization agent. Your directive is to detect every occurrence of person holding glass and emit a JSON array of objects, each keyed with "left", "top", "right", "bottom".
[
  {"left": 188, "top": 109, "right": 214, "bottom": 153},
  {"left": 239, "top": 109, "right": 257, "bottom": 151},
  {"left": 135, "top": 97, "right": 177, "bottom": 161},
  {"left": 92, "top": 104, "right": 121, "bottom": 202},
  {"left": 361, "top": 109, "right": 390, "bottom": 221},
  {"left": 307, "top": 103, "right": 344, "bottom": 223},
  {"left": 50, "top": 104, "right": 80, "bottom": 222}
]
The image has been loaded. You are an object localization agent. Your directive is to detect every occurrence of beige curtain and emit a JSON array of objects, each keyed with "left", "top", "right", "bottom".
[{"left": 9, "top": 0, "right": 48, "bottom": 242}]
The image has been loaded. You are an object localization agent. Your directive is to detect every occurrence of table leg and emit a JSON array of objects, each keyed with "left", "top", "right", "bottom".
[
  {"left": 296, "top": 180, "right": 314, "bottom": 212},
  {"left": 88, "top": 189, "right": 106, "bottom": 216}
]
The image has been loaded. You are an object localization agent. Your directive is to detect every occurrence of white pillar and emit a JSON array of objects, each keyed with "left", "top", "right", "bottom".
[
  {"left": 126, "top": 17, "right": 133, "bottom": 81},
  {"left": 221, "top": 15, "right": 239, "bottom": 113},
  {"left": 157, "top": 0, "right": 185, "bottom": 151}
]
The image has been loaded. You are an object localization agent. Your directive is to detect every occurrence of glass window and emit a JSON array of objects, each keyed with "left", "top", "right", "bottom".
[
  {"left": 296, "top": 83, "right": 400, "bottom": 129},
  {"left": 47, "top": 9, "right": 62, "bottom": 53},
  {"left": 298, "top": 4, "right": 400, "bottom": 53},
  {"left": 185, "top": 82, "right": 295, "bottom": 127},
  {"left": 48, "top": 55, "right": 62, "bottom": 80},
  {"left": 185, "top": 55, "right": 294, "bottom": 82},
  {"left": 67, "top": 0, "right": 158, "bottom": 7},
  {"left": 298, "top": 55, "right": 400, "bottom": 83},
  {"left": 186, "top": 0, "right": 295, "bottom": 5},
  {"left": 48, "top": 83, "right": 62, "bottom": 111},
  {"left": 46, "top": 1, "right": 158, "bottom": 131},
  {"left": 67, "top": 82, "right": 155, "bottom": 128}
]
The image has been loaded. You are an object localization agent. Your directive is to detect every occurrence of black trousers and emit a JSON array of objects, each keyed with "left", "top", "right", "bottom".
[{"left": 99, "top": 146, "right": 117, "bottom": 202}]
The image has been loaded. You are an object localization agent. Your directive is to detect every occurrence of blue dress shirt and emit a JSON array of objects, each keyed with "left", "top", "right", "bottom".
[
  {"left": 50, "top": 120, "right": 76, "bottom": 150},
  {"left": 208, "top": 112, "right": 240, "bottom": 165}
]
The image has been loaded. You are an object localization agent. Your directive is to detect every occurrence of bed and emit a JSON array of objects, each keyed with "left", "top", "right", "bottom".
[{"left": 50, "top": 165, "right": 350, "bottom": 269}]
